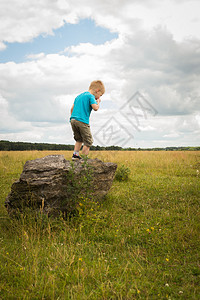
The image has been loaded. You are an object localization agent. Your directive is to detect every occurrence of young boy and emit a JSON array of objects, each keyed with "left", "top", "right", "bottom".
[{"left": 70, "top": 80, "right": 105, "bottom": 160}]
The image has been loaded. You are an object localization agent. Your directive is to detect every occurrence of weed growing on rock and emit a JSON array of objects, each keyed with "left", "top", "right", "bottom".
[{"left": 64, "top": 156, "right": 94, "bottom": 215}]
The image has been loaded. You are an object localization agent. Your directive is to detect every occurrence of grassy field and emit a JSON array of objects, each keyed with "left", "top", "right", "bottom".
[{"left": 0, "top": 150, "right": 199, "bottom": 299}]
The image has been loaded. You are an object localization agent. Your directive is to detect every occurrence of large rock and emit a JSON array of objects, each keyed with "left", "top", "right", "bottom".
[{"left": 5, "top": 155, "right": 117, "bottom": 217}]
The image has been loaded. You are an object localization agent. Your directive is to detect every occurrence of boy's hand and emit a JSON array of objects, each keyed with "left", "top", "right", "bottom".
[{"left": 91, "top": 97, "right": 101, "bottom": 111}]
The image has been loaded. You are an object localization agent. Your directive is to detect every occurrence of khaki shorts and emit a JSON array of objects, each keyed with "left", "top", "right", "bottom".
[{"left": 70, "top": 119, "right": 93, "bottom": 147}]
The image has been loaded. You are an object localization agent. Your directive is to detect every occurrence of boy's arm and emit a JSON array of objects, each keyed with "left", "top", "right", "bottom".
[
  {"left": 91, "top": 99, "right": 101, "bottom": 111},
  {"left": 70, "top": 104, "right": 74, "bottom": 115}
]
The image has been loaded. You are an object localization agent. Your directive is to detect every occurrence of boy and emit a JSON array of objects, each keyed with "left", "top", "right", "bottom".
[{"left": 70, "top": 80, "right": 105, "bottom": 160}]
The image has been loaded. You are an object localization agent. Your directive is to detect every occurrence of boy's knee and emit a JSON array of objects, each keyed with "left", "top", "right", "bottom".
[{"left": 84, "top": 137, "right": 93, "bottom": 148}]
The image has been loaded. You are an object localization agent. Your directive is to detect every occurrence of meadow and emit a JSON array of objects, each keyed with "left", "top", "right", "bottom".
[{"left": 0, "top": 150, "right": 199, "bottom": 299}]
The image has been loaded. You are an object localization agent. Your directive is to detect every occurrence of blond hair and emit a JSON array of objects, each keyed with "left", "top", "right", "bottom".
[{"left": 89, "top": 80, "right": 105, "bottom": 94}]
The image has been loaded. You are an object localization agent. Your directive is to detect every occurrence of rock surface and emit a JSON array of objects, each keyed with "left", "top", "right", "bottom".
[{"left": 5, "top": 155, "right": 117, "bottom": 217}]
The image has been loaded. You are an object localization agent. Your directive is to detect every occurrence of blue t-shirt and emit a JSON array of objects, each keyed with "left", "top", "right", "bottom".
[{"left": 70, "top": 91, "right": 97, "bottom": 124}]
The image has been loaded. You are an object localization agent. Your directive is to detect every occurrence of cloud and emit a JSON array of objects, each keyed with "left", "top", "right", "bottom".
[
  {"left": 1, "top": 0, "right": 200, "bottom": 48},
  {"left": 0, "top": 0, "right": 200, "bottom": 147}
]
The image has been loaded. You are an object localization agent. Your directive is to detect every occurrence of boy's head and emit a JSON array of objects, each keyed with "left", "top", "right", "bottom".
[{"left": 89, "top": 80, "right": 105, "bottom": 100}]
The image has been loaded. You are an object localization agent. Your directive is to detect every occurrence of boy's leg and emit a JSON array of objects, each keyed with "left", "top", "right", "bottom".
[
  {"left": 71, "top": 120, "right": 83, "bottom": 159},
  {"left": 79, "top": 123, "right": 92, "bottom": 156},
  {"left": 72, "top": 141, "right": 83, "bottom": 160},
  {"left": 71, "top": 119, "right": 92, "bottom": 157},
  {"left": 82, "top": 145, "right": 90, "bottom": 156},
  {"left": 74, "top": 141, "right": 83, "bottom": 153}
]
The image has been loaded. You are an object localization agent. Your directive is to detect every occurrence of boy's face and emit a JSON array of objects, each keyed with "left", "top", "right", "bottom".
[{"left": 94, "top": 89, "right": 103, "bottom": 100}]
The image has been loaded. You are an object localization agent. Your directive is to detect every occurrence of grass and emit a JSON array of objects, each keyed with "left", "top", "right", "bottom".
[{"left": 0, "top": 150, "right": 199, "bottom": 299}]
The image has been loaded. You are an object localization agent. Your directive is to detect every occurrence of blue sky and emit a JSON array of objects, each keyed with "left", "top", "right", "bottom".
[
  {"left": 0, "top": 0, "right": 200, "bottom": 148},
  {"left": 1, "top": 19, "right": 117, "bottom": 63}
]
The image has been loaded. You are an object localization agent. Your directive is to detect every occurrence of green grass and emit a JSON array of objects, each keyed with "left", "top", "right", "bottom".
[{"left": 0, "top": 151, "right": 199, "bottom": 299}]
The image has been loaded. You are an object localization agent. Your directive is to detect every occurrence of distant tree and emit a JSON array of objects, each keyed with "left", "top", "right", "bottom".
[{"left": 0, "top": 140, "right": 199, "bottom": 151}]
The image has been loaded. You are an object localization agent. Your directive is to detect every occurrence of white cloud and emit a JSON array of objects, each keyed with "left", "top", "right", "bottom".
[
  {"left": 0, "top": 0, "right": 200, "bottom": 147},
  {"left": 27, "top": 53, "right": 45, "bottom": 60},
  {"left": 0, "top": 41, "right": 6, "bottom": 50},
  {"left": 1, "top": 0, "right": 200, "bottom": 48}
]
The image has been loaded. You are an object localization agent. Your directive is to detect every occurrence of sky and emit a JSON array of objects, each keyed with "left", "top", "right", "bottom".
[{"left": 0, "top": 0, "right": 200, "bottom": 148}]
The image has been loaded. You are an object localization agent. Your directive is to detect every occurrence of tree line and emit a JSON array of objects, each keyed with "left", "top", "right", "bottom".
[{"left": 0, "top": 140, "right": 199, "bottom": 151}]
